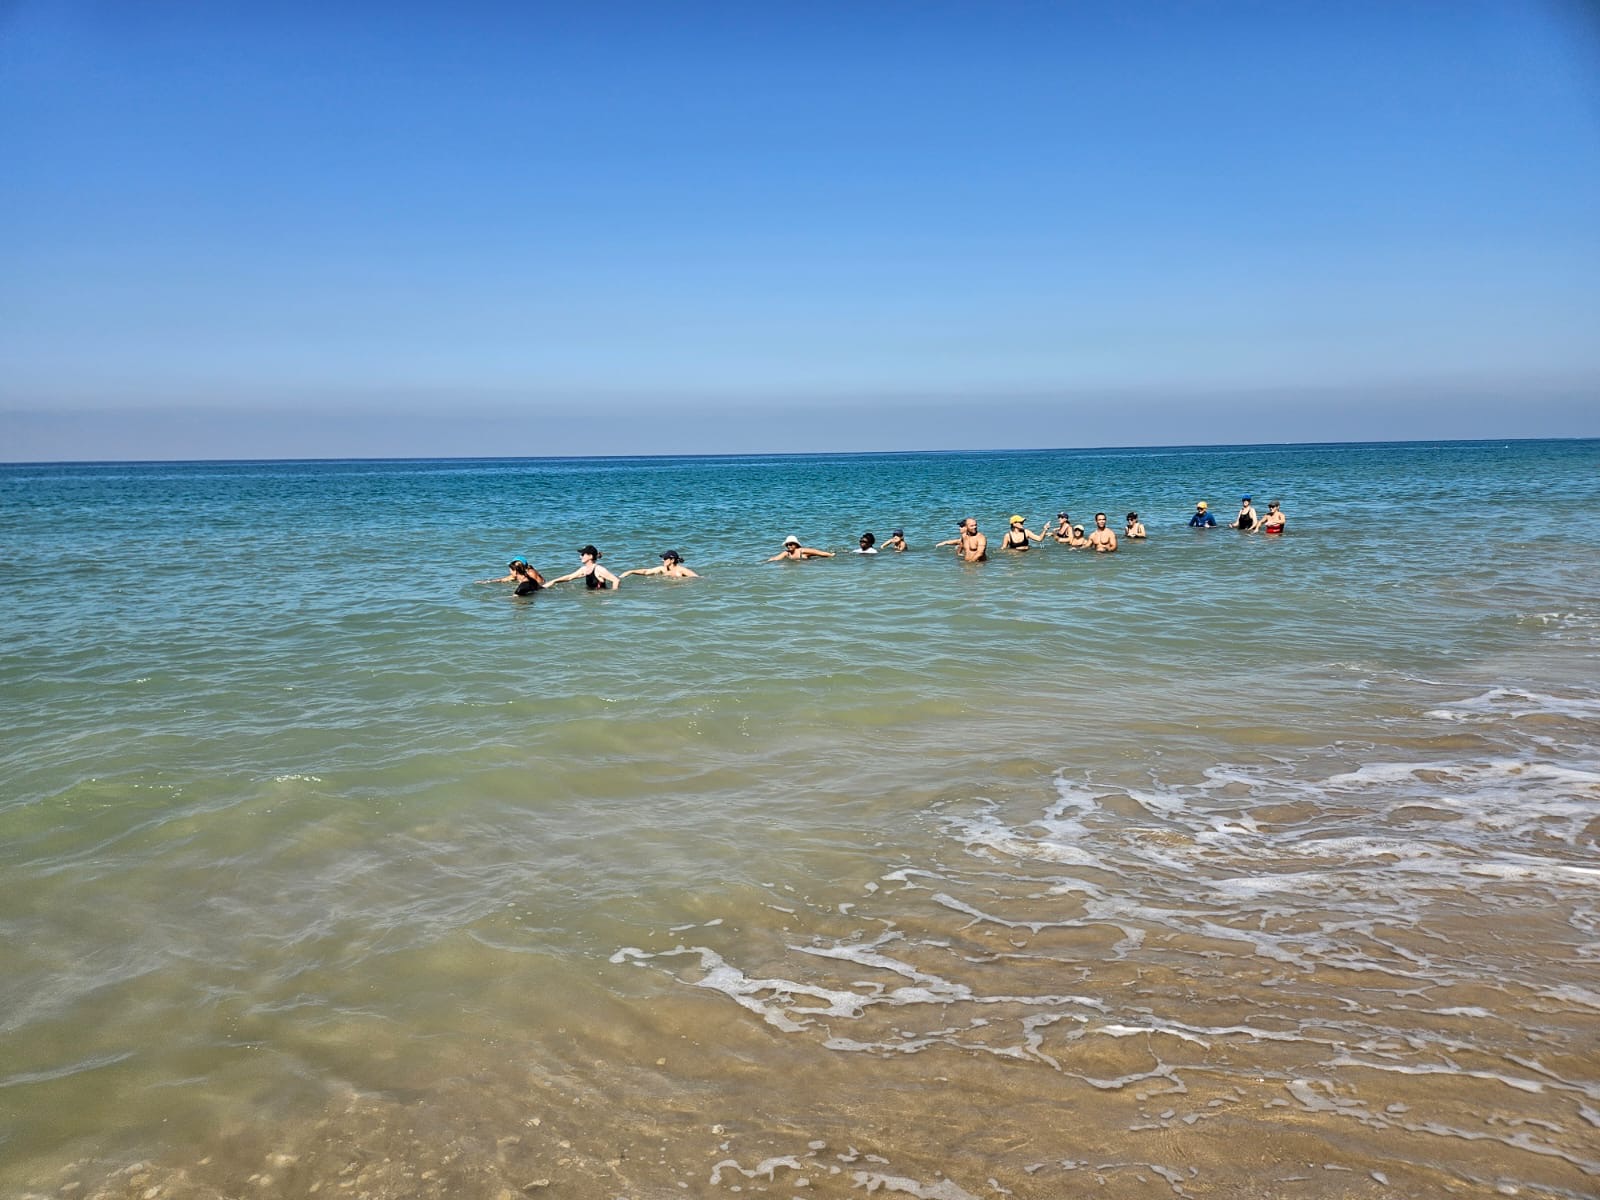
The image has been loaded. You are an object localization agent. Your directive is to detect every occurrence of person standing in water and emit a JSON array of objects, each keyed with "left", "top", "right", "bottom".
[
  {"left": 998, "top": 515, "right": 1048, "bottom": 551},
  {"left": 1233, "top": 496, "right": 1259, "bottom": 531},
  {"left": 478, "top": 558, "right": 548, "bottom": 595},
  {"left": 548, "top": 544, "right": 622, "bottom": 590},
  {"left": 769, "top": 536, "right": 834, "bottom": 561},
  {"left": 1258, "top": 500, "right": 1287, "bottom": 533},
  {"left": 1087, "top": 513, "right": 1118, "bottom": 553},
  {"left": 619, "top": 550, "right": 700, "bottom": 579},
  {"left": 1190, "top": 502, "right": 1217, "bottom": 528},
  {"left": 1124, "top": 512, "right": 1147, "bottom": 539},
  {"left": 854, "top": 532, "right": 879, "bottom": 554},
  {"left": 883, "top": 528, "right": 908, "bottom": 552},
  {"left": 937, "top": 517, "right": 988, "bottom": 562}
]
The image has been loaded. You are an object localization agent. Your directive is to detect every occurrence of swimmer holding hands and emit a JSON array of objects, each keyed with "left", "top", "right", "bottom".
[
  {"left": 619, "top": 550, "right": 700, "bottom": 579},
  {"left": 936, "top": 518, "right": 988, "bottom": 562},
  {"left": 769, "top": 536, "right": 835, "bottom": 561},
  {"left": 548, "top": 544, "right": 622, "bottom": 590},
  {"left": 478, "top": 558, "right": 548, "bottom": 595}
]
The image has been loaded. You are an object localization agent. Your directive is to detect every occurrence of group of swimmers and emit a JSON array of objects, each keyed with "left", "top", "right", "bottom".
[
  {"left": 1189, "top": 495, "right": 1286, "bottom": 533},
  {"left": 479, "top": 497, "right": 1288, "bottom": 591},
  {"left": 477, "top": 544, "right": 699, "bottom": 593},
  {"left": 933, "top": 510, "right": 1133, "bottom": 561}
]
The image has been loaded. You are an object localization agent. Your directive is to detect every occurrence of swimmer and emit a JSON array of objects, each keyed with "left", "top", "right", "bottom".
[
  {"left": 478, "top": 558, "right": 548, "bottom": 595},
  {"left": 619, "top": 549, "right": 700, "bottom": 579},
  {"left": 1124, "top": 512, "right": 1146, "bottom": 539},
  {"left": 1189, "top": 501, "right": 1217, "bottom": 528},
  {"left": 855, "top": 532, "right": 879, "bottom": 555},
  {"left": 1233, "top": 496, "right": 1259, "bottom": 531},
  {"left": 1259, "top": 500, "right": 1287, "bottom": 533},
  {"left": 1050, "top": 512, "right": 1073, "bottom": 542},
  {"left": 1063, "top": 523, "right": 1090, "bottom": 548},
  {"left": 998, "top": 514, "right": 1047, "bottom": 552},
  {"left": 768, "top": 535, "right": 834, "bottom": 561},
  {"left": 548, "top": 544, "right": 621, "bottom": 590},
  {"left": 936, "top": 517, "right": 988, "bottom": 562},
  {"left": 883, "top": 528, "right": 908, "bottom": 552},
  {"left": 1087, "top": 512, "right": 1118, "bottom": 553}
]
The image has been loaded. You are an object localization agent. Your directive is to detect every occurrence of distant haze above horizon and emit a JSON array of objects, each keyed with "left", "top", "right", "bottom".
[{"left": 4, "top": 1, "right": 1598, "bottom": 461}]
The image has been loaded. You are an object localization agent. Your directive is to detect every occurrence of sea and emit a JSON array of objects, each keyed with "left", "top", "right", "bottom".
[{"left": 2, "top": 439, "right": 1598, "bottom": 1200}]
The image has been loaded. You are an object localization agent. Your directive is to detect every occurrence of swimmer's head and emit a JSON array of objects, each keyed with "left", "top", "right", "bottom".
[
  {"left": 1009, "top": 514, "right": 1025, "bottom": 526},
  {"left": 859, "top": 532, "right": 875, "bottom": 547},
  {"left": 508, "top": 559, "right": 528, "bottom": 570},
  {"left": 660, "top": 550, "right": 682, "bottom": 563},
  {"left": 578, "top": 544, "right": 600, "bottom": 560},
  {"left": 891, "top": 528, "right": 904, "bottom": 538},
  {"left": 783, "top": 535, "right": 800, "bottom": 547},
  {"left": 1268, "top": 500, "right": 1280, "bottom": 510},
  {"left": 1126, "top": 512, "right": 1138, "bottom": 521},
  {"left": 1196, "top": 501, "right": 1208, "bottom": 511}
]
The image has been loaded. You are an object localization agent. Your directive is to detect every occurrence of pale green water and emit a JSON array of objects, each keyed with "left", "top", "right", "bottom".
[{"left": 2, "top": 441, "right": 1598, "bottom": 1199}]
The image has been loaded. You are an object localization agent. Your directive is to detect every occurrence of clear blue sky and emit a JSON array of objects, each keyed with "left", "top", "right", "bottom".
[{"left": 3, "top": 0, "right": 1598, "bottom": 459}]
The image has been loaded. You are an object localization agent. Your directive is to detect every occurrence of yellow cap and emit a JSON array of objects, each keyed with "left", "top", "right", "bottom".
[
  {"left": 1197, "top": 501, "right": 1208, "bottom": 510},
  {"left": 1009, "top": 514, "right": 1025, "bottom": 524}
]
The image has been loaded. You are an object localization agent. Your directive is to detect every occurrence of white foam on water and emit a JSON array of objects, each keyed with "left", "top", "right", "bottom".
[
  {"left": 1327, "top": 1055, "right": 1549, "bottom": 1095},
  {"left": 1424, "top": 687, "right": 1600, "bottom": 723},
  {"left": 1537, "top": 985, "right": 1600, "bottom": 1012},
  {"left": 707, "top": 1150, "right": 981, "bottom": 1200},
  {"left": 847, "top": 1170, "right": 981, "bottom": 1199},
  {"left": 611, "top": 706, "right": 1598, "bottom": 1189}
]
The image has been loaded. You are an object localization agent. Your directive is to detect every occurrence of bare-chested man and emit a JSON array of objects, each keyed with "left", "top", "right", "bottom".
[
  {"left": 1087, "top": 512, "right": 1118, "bottom": 553},
  {"left": 936, "top": 517, "right": 988, "bottom": 562}
]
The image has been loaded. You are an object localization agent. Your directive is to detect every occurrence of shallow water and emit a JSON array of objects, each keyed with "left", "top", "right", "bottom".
[{"left": 2, "top": 441, "right": 1598, "bottom": 1199}]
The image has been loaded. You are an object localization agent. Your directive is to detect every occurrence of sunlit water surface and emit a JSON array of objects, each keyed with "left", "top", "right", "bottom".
[{"left": 2, "top": 441, "right": 1598, "bottom": 1199}]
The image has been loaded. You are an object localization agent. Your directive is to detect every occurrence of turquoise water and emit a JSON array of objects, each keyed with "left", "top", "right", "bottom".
[{"left": 3, "top": 440, "right": 1598, "bottom": 1199}]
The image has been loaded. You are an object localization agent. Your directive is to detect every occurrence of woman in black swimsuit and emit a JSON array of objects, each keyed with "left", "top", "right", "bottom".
[
  {"left": 1001, "top": 515, "right": 1047, "bottom": 551},
  {"left": 548, "top": 545, "right": 622, "bottom": 590},
  {"left": 478, "top": 558, "right": 548, "bottom": 595}
]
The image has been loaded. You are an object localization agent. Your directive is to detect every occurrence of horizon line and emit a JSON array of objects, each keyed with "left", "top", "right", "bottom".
[{"left": 4, "top": 434, "right": 1593, "bottom": 470}]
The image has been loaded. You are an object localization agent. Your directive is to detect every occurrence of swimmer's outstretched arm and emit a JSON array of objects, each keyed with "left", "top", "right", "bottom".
[
  {"left": 619, "top": 565, "right": 666, "bottom": 579},
  {"left": 594, "top": 565, "right": 622, "bottom": 588},
  {"left": 545, "top": 567, "right": 585, "bottom": 585},
  {"left": 935, "top": 537, "right": 959, "bottom": 548},
  {"left": 476, "top": 573, "right": 518, "bottom": 584}
]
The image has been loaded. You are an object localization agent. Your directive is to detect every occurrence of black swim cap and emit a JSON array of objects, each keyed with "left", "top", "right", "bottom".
[{"left": 579, "top": 544, "right": 600, "bottom": 559}]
